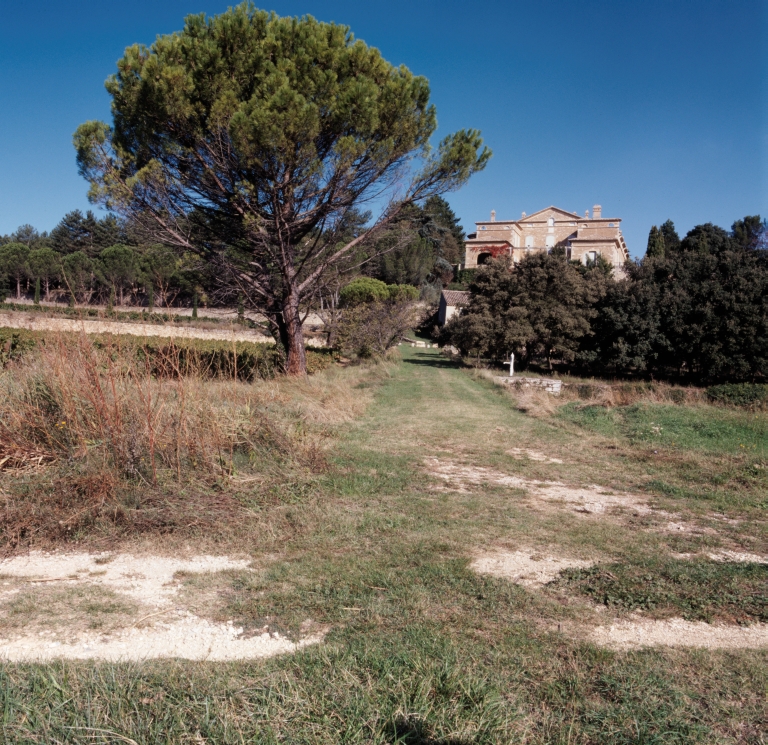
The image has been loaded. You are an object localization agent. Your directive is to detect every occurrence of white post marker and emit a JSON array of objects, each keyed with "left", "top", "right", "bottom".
[{"left": 509, "top": 352, "right": 514, "bottom": 377}]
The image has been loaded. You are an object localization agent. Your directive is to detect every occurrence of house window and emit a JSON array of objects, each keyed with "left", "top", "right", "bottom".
[
  {"left": 525, "top": 235, "right": 533, "bottom": 247},
  {"left": 480, "top": 226, "right": 486, "bottom": 230},
  {"left": 547, "top": 217, "right": 554, "bottom": 227},
  {"left": 584, "top": 251, "right": 598, "bottom": 265},
  {"left": 545, "top": 235, "right": 555, "bottom": 248},
  {"left": 608, "top": 222, "right": 615, "bottom": 227}
]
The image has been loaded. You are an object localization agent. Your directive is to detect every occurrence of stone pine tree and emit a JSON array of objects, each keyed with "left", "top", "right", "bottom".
[
  {"left": 74, "top": 4, "right": 490, "bottom": 375},
  {"left": 645, "top": 225, "right": 665, "bottom": 258},
  {"left": 0, "top": 243, "right": 30, "bottom": 299},
  {"left": 27, "top": 246, "right": 61, "bottom": 300}
]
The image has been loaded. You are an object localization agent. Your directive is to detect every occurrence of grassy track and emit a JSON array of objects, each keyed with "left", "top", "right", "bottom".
[{"left": 2, "top": 347, "right": 766, "bottom": 744}]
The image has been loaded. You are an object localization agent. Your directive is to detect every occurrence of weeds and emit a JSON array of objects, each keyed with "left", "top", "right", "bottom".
[
  {"left": 0, "top": 333, "right": 374, "bottom": 548},
  {"left": 556, "top": 558, "right": 768, "bottom": 624}
]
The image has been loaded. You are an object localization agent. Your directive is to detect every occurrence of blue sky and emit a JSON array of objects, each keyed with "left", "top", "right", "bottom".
[{"left": 0, "top": 0, "right": 765, "bottom": 257}]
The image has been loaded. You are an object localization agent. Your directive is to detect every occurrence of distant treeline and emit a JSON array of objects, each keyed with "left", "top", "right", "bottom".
[
  {"left": 0, "top": 197, "right": 467, "bottom": 309},
  {"left": 444, "top": 216, "right": 767, "bottom": 384},
  {"left": 0, "top": 211, "right": 206, "bottom": 308}
]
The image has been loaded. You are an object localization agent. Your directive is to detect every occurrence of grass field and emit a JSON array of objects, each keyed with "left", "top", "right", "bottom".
[{"left": 1, "top": 344, "right": 766, "bottom": 743}]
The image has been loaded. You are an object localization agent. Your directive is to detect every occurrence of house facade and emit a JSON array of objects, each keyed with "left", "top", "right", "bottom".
[{"left": 463, "top": 205, "right": 629, "bottom": 273}]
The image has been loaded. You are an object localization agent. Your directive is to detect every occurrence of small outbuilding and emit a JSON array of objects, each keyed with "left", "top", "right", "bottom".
[{"left": 438, "top": 290, "right": 470, "bottom": 326}]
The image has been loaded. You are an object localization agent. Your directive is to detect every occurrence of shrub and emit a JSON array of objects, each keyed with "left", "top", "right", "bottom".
[
  {"left": 336, "top": 301, "right": 425, "bottom": 358},
  {"left": 706, "top": 383, "right": 768, "bottom": 409},
  {"left": 340, "top": 278, "right": 391, "bottom": 307},
  {"left": 0, "top": 329, "right": 38, "bottom": 366}
]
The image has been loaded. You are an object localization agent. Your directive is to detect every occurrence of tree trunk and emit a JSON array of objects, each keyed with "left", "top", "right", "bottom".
[
  {"left": 16, "top": 277, "right": 21, "bottom": 300},
  {"left": 44, "top": 278, "right": 50, "bottom": 300},
  {"left": 281, "top": 293, "right": 307, "bottom": 376}
]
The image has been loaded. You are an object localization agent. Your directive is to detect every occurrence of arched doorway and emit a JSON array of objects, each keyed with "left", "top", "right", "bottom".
[{"left": 477, "top": 252, "right": 492, "bottom": 265}]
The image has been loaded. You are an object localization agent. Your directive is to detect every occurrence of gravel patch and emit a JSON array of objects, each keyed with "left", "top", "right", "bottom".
[
  {"left": 424, "top": 457, "right": 650, "bottom": 515},
  {"left": 0, "top": 552, "right": 324, "bottom": 661},
  {"left": 471, "top": 550, "right": 593, "bottom": 587},
  {"left": 506, "top": 448, "right": 564, "bottom": 464},
  {"left": 0, "top": 611, "right": 323, "bottom": 662},
  {"left": 708, "top": 550, "right": 768, "bottom": 564},
  {"left": 0, "top": 552, "right": 250, "bottom": 608},
  {"left": 589, "top": 618, "right": 768, "bottom": 650}
]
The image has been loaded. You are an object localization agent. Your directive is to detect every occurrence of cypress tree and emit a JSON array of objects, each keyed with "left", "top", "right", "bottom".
[
  {"left": 646, "top": 226, "right": 665, "bottom": 258},
  {"left": 34, "top": 278, "right": 41, "bottom": 305}
]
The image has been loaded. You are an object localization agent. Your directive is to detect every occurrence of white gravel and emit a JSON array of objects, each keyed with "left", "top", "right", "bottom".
[
  {"left": 589, "top": 618, "right": 768, "bottom": 650},
  {"left": 471, "top": 550, "right": 592, "bottom": 587},
  {"left": 0, "top": 552, "right": 325, "bottom": 661},
  {"left": 506, "top": 448, "right": 564, "bottom": 464},
  {"left": 424, "top": 457, "right": 651, "bottom": 515},
  {"left": 0, "top": 552, "right": 251, "bottom": 608},
  {"left": 0, "top": 611, "right": 322, "bottom": 662}
]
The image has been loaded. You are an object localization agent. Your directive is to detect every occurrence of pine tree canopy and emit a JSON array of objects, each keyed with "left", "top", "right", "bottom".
[{"left": 74, "top": 3, "right": 490, "bottom": 373}]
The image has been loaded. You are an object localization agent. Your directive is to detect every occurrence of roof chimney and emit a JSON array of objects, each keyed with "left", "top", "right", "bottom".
[
  {"left": 592, "top": 204, "right": 602, "bottom": 219},
  {"left": 521, "top": 211, "right": 526, "bottom": 218},
  {"left": 585, "top": 209, "right": 590, "bottom": 219},
  {"left": 490, "top": 210, "right": 496, "bottom": 222}
]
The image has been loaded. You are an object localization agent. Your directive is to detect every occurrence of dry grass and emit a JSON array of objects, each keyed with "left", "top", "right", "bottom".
[
  {"left": 474, "top": 367, "right": 710, "bottom": 416},
  {"left": 0, "top": 333, "right": 379, "bottom": 551}
]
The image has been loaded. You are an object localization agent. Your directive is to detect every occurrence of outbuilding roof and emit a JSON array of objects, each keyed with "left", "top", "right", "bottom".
[{"left": 441, "top": 290, "right": 470, "bottom": 306}]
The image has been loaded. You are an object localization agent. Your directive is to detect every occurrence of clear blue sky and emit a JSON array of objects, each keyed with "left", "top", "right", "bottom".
[{"left": 0, "top": 0, "right": 765, "bottom": 257}]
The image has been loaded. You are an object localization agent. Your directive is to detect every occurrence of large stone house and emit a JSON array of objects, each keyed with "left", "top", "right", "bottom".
[{"left": 463, "top": 205, "right": 629, "bottom": 273}]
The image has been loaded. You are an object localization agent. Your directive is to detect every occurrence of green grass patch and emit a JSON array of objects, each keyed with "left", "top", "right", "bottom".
[
  {"left": 707, "top": 383, "right": 768, "bottom": 409},
  {"left": 559, "top": 401, "right": 768, "bottom": 456},
  {"left": 557, "top": 558, "right": 768, "bottom": 624}
]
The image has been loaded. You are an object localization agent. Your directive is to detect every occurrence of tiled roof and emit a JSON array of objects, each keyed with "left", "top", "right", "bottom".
[{"left": 441, "top": 290, "right": 470, "bottom": 306}]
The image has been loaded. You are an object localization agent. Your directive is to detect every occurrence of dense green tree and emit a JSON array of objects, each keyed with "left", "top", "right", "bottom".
[
  {"left": 0, "top": 243, "right": 30, "bottom": 299},
  {"left": 61, "top": 251, "right": 96, "bottom": 303},
  {"left": 141, "top": 244, "right": 180, "bottom": 307},
  {"left": 659, "top": 219, "right": 680, "bottom": 253},
  {"left": 74, "top": 4, "right": 489, "bottom": 374},
  {"left": 678, "top": 222, "right": 732, "bottom": 254},
  {"left": 645, "top": 225, "right": 665, "bottom": 258},
  {"left": 50, "top": 210, "right": 125, "bottom": 256},
  {"left": 10, "top": 225, "right": 48, "bottom": 249},
  {"left": 98, "top": 245, "right": 139, "bottom": 305},
  {"left": 27, "top": 247, "right": 62, "bottom": 300},
  {"left": 447, "top": 251, "right": 601, "bottom": 369},
  {"left": 423, "top": 196, "right": 466, "bottom": 264},
  {"left": 731, "top": 215, "right": 763, "bottom": 250},
  {"left": 583, "top": 217, "right": 767, "bottom": 382}
]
